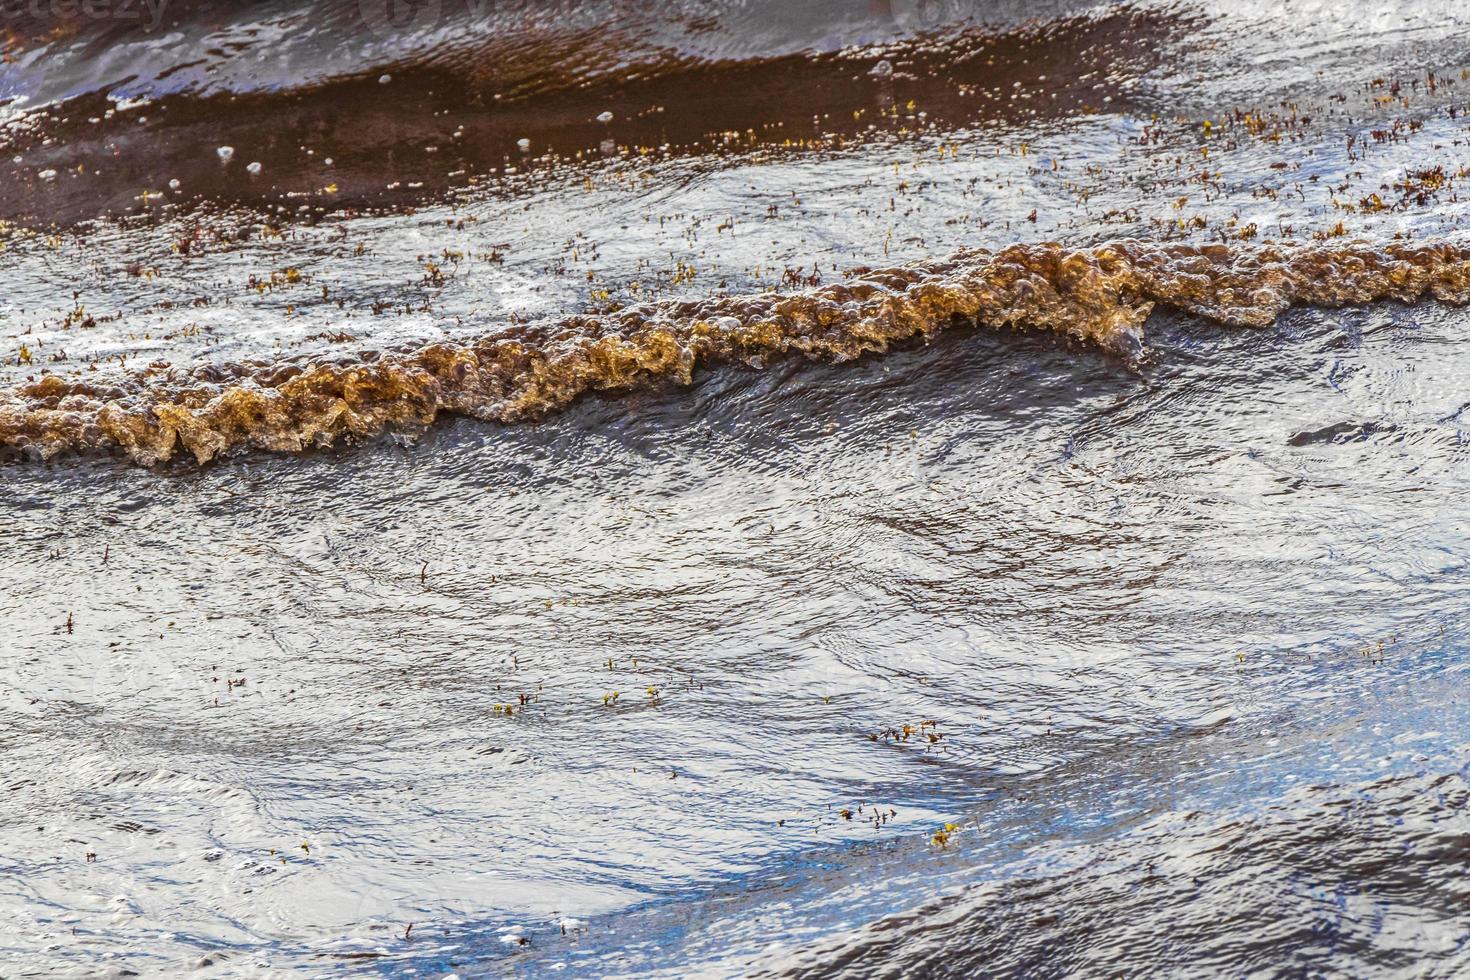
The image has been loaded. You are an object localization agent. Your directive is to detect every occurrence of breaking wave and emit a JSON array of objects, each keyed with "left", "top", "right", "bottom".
[{"left": 6, "top": 238, "right": 1470, "bottom": 465}]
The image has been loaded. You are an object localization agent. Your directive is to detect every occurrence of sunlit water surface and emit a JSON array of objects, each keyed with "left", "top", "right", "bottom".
[{"left": 2, "top": 0, "right": 1470, "bottom": 976}]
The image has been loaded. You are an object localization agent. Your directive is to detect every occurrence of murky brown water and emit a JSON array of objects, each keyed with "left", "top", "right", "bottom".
[{"left": 3, "top": 1, "right": 1470, "bottom": 976}]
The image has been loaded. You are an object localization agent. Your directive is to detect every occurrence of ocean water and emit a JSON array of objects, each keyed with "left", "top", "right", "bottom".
[{"left": 2, "top": 1, "right": 1470, "bottom": 976}]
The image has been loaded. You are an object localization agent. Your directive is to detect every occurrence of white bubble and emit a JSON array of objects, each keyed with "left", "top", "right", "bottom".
[
  {"left": 168, "top": 179, "right": 180, "bottom": 190},
  {"left": 323, "top": 157, "right": 334, "bottom": 166},
  {"left": 38, "top": 169, "right": 56, "bottom": 181},
  {"left": 596, "top": 110, "right": 614, "bottom": 124},
  {"left": 869, "top": 60, "right": 894, "bottom": 78},
  {"left": 379, "top": 74, "right": 392, "bottom": 85},
  {"left": 246, "top": 162, "right": 263, "bottom": 175},
  {"left": 517, "top": 138, "right": 531, "bottom": 152},
  {"left": 216, "top": 145, "right": 235, "bottom": 161}
]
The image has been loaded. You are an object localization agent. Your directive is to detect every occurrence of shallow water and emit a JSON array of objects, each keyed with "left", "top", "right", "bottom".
[{"left": 3, "top": 1, "right": 1470, "bottom": 976}]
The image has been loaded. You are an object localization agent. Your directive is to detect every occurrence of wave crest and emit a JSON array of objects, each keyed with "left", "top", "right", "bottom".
[{"left": 6, "top": 239, "right": 1469, "bottom": 465}]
